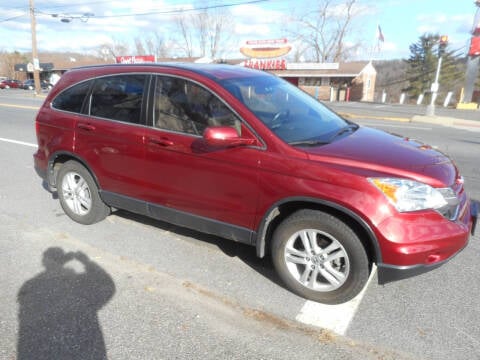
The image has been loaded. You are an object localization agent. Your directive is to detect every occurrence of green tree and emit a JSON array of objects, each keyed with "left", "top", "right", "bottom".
[{"left": 405, "top": 34, "right": 463, "bottom": 103}]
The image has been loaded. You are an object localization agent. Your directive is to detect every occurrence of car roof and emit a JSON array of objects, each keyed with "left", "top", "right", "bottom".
[{"left": 68, "top": 63, "right": 268, "bottom": 82}]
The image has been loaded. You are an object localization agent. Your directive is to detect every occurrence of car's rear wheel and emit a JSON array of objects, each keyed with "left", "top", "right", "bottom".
[
  {"left": 271, "top": 209, "right": 370, "bottom": 304},
  {"left": 56, "top": 160, "right": 110, "bottom": 225}
]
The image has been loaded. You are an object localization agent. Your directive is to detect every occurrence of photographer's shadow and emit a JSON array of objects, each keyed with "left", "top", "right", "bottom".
[{"left": 17, "top": 247, "right": 115, "bottom": 360}]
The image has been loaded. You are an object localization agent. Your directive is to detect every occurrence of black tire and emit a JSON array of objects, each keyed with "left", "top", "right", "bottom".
[
  {"left": 271, "top": 209, "right": 369, "bottom": 304},
  {"left": 56, "top": 160, "right": 110, "bottom": 225}
]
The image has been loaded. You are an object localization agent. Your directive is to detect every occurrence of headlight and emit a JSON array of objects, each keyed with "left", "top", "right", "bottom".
[{"left": 369, "top": 178, "right": 458, "bottom": 217}]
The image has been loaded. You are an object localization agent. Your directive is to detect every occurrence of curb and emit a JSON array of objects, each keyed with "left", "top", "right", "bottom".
[
  {"left": 411, "top": 115, "right": 480, "bottom": 129},
  {"left": 340, "top": 112, "right": 480, "bottom": 130},
  {"left": 338, "top": 112, "right": 410, "bottom": 122}
]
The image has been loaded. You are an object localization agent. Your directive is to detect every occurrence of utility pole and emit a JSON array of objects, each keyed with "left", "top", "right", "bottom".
[{"left": 29, "top": 0, "right": 41, "bottom": 95}]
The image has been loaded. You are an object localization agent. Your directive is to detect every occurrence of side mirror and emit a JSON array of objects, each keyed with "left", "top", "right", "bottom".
[{"left": 203, "top": 126, "right": 255, "bottom": 147}]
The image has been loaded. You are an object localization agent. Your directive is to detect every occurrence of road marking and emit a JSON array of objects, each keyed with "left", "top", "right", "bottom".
[
  {"left": 295, "top": 265, "right": 377, "bottom": 335},
  {"left": 0, "top": 137, "right": 38, "bottom": 148},
  {"left": 0, "top": 103, "right": 39, "bottom": 110}
]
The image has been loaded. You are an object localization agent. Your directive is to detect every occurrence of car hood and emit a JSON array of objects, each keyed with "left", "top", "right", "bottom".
[{"left": 303, "top": 126, "right": 457, "bottom": 187}]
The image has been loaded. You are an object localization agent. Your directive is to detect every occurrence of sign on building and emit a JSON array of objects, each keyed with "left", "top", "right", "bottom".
[{"left": 115, "top": 55, "right": 156, "bottom": 64}]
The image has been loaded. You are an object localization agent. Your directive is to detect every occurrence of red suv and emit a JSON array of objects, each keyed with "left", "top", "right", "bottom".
[{"left": 33, "top": 64, "right": 477, "bottom": 304}]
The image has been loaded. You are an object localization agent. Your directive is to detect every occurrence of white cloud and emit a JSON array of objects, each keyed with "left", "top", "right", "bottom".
[
  {"left": 416, "top": 12, "right": 475, "bottom": 36},
  {"left": 1, "top": 0, "right": 477, "bottom": 60},
  {"left": 231, "top": 4, "right": 285, "bottom": 25},
  {"left": 235, "top": 23, "right": 272, "bottom": 37}
]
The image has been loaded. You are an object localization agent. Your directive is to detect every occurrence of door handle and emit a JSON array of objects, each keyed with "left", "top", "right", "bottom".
[
  {"left": 147, "top": 137, "right": 174, "bottom": 147},
  {"left": 77, "top": 123, "right": 96, "bottom": 131}
]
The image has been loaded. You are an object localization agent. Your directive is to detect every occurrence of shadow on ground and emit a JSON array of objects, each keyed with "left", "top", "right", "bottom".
[
  {"left": 17, "top": 247, "right": 115, "bottom": 360},
  {"left": 112, "top": 209, "right": 283, "bottom": 288}
]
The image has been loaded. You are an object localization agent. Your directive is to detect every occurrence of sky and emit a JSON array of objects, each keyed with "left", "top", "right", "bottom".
[{"left": 0, "top": 0, "right": 479, "bottom": 61}]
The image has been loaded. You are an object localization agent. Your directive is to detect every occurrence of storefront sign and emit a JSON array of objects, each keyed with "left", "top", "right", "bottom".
[
  {"left": 244, "top": 59, "right": 287, "bottom": 70},
  {"left": 115, "top": 55, "right": 156, "bottom": 64},
  {"left": 240, "top": 38, "right": 291, "bottom": 59}
]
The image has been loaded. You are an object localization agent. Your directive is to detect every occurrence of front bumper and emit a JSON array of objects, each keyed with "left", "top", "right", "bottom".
[
  {"left": 471, "top": 199, "right": 478, "bottom": 235},
  {"left": 377, "top": 200, "right": 478, "bottom": 284}
]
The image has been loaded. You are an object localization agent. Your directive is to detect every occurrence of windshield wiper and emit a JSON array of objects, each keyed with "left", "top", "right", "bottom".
[
  {"left": 327, "top": 123, "right": 359, "bottom": 142},
  {"left": 289, "top": 123, "right": 359, "bottom": 147},
  {"left": 288, "top": 140, "right": 329, "bottom": 147}
]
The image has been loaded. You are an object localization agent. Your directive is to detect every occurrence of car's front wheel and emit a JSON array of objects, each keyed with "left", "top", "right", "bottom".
[
  {"left": 272, "top": 209, "right": 370, "bottom": 304},
  {"left": 56, "top": 160, "right": 110, "bottom": 225}
]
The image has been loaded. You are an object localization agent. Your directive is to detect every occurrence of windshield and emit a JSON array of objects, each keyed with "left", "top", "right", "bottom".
[{"left": 220, "top": 74, "right": 352, "bottom": 145}]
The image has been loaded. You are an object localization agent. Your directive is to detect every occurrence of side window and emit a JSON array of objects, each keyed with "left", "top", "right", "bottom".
[
  {"left": 153, "top": 76, "right": 241, "bottom": 136},
  {"left": 52, "top": 81, "right": 90, "bottom": 113},
  {"left": 90, "top": 74, "right": 146, "bottom": 124}
]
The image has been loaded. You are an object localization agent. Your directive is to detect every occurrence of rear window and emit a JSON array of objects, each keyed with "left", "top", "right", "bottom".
[{"left": 52, "top": 81, "right": 90, "bottom": 113}]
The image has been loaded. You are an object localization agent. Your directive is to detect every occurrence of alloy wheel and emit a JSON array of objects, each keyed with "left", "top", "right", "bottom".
[
  {"left": 284, "top": 229, "right": 350, "bottom": 292},
  {"left": 60, "top": 171, "right": 92, "bottom": 216}
]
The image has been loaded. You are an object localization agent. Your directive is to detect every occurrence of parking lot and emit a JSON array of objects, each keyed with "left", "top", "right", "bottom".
[{"left": 1, "top": 90, "right": 479, "bottom": 359}]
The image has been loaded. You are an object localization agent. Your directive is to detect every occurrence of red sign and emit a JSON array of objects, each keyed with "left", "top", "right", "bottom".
[
  {"left": 115, "top": 55, "right": 156, "bottom": 64},
  {"left": 244, "top": 59, "right": 287, "bottom": 71},
  {"left": 469, "top": 37, "right": 480, "bottom": 56}
]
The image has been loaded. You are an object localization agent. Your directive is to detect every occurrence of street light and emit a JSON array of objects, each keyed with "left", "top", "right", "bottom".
[{"left": 51, "top": 12, "right": 94, "bottom": 23}]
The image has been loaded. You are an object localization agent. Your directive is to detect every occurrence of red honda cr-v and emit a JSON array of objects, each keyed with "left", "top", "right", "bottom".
[{"left": 34, "top": 63, "right": 478, "bottom": 304}]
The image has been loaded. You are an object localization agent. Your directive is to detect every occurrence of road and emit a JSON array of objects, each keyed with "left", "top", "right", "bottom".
[
  {"left": 0, "top": 90, "right": 479, "bottom": 359},
  {"left": 328, "top": 100, "right": 480, "bottom": 121}
]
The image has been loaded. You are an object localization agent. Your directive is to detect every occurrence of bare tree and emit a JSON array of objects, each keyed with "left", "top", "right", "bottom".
[
  {"left": 96, "top": 39, "right": 130, "bottom": 61},
  {"left": 144, "top": 31, "right": 170, "bottom": 59},
  {"left": 207, "top": 9, "right": 231, "bottom": 59},
  {"left": 174, "top": 13, "right": 195, "bottom": 57},
  {"left": 0, "top": 51, "right": 28, "bottom": 79},
  {"left": 172, "top": 7, "right": 234, "bottom": 59},
  {"left": 193, "top": 11, "right": 209, "bottom": 57},
  {"left": 134, "top": 38, "right": 147, "bottom": 56},
  {"left": 290, "top": 0, "right": 362, "bottom": 62}
]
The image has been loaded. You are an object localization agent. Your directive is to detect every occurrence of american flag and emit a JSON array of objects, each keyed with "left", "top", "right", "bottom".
[{"left": 377, "top": 25, "right": 385, "bottom": 42}]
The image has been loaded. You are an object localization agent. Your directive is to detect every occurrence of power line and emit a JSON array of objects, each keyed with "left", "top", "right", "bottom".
[
  {"left": 1, "top": 0, "right": 270, "bottom": 23},
  {"left": 52, "top": 0, "right": 269, "bottom": 19},
  {"left": 35, "top": 0, "right": 118, "bottom": 10},
  {"left": 0, "top": 13, "right": 26, "bottom": 23}
]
